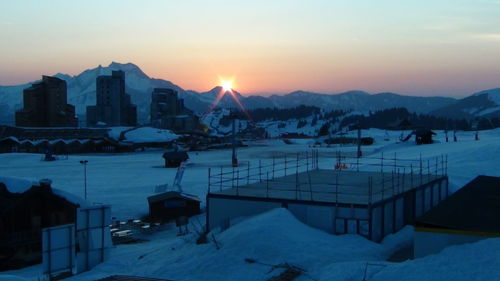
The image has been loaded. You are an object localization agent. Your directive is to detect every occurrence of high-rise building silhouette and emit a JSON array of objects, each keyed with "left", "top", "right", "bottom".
[
  {"left": 150, "top": 88, "right": 198, "bottom": 131},
  {"left": 86, "top": 70, "right": 137, "bottom": 127},
  {"left": 15, "top": 76, "right": 78, "bottom": 127}
]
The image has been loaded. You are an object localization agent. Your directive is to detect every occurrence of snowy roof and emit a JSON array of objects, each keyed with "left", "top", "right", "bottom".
[
  {"left": 147, "top": 191, "right": 200, "bottom": 203},
  {"left": 0, "top": 136, "right": 20, "bottom": 143},
  {"left": 124, "top": 127, "right": 179, "bottom": 143},
  {"left": 0, "top": 176, "right": 89, "bottom": 207}
]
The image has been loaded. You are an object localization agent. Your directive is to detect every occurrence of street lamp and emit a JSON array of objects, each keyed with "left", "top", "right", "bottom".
[{"left": 79, "top": 160, "right": 88, "bottom": 200}]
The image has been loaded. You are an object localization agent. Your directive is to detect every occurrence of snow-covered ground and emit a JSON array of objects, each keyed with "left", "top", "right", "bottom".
[{"left": 1, "top": 128, "right": 499, "bottom": 281}]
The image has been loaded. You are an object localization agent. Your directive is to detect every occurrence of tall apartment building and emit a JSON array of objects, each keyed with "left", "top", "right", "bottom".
[
  {"left": 15, "top": 76, "right": 78, "bottom": 127},
  {"left": 150, "top": 88, "right": 198, "bottom": 131},
  {"left": 86, "top": 70, "right": 137, "bottom": 127}
]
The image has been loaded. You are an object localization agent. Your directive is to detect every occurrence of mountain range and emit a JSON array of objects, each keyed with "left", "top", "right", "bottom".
[{"left": 1, "top": 62, "right": 499, "bottom": 125}]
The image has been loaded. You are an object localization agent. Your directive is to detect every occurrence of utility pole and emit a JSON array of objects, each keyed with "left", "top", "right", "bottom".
[{"left": 79, "top": 160, "right": 88, "bottom": 200}]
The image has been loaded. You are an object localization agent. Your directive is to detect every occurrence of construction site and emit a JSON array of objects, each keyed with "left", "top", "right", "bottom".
[{"left": 206, "top": 151, "right": 449, "bottom": 242}]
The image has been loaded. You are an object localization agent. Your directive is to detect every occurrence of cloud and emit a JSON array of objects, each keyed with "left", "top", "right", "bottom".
[{"left": 472, "top": 33, "right": 500, "bottom": 41}]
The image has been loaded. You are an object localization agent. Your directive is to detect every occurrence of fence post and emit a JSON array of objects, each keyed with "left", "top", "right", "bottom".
[
  {"left": 446, "top": 154, "right": 448, "bottom": 175},
  {"left": 296, "top": 152, "right": 299, "bottom": 175},
  {"left": 381, "top": 152, "right": 384, "bottom": 173},
  {"left": 419, "top": 153, "right": 423, "bottom": 186},
  {"left": 266, "top": 172, "right": 269, "bottom": 198},
  {"left": 306, "top": 151, "right": 309, "bottom": 172},
  {"left": 427, "top": 159, "right": 431, "bottom": 182},
  {"left": 284, "top": 155, "right": 287, "bottom": 176},
  {"left": 392, "top": 170, "right": 395, "bottom": 196},
  {"left": 232, "top": 166, "right": 235, "bottom": 188},
  {"left": 410, "top": 163, "right": 413, "bottom": 188},
  {"left": 335, "top": 175, "right": 339, "bottom": 203},
  {"left": 402, "top": 168, "right": 405, "bottom": 192},
  {"left": 272, "top": 156, "right": 275, "bottom": 180},
  {"left": 368, "top": 176, "right": 372, "bottom": 205},
  {"left": 208, "top": 168, "right": 211, "bottom": 193},
  {"left": 441, "top": 154, "right": 444, "bottom": 176},
  {"left": 308, "top": 172, "right": 313, "bottom": 201},
  {"left": 236, "top": 169, "right": 240, "bottom": 189},
  {"left": 259, "top": 160, "right": 262, "bottom": 182},
  {"left": 394, "top": 152, "right": 397, "bottom": 173},
  {"left": 435, "top": 157, "right": 438, "bottom": 176},
  {"left": 220, "top": 166, "right": 223, "bottom": 191},
  {"left": 356, "top": 155, "right": 359, "bottom": 172},
  {"left": 247, "top": 161, "right": 250, "bottom": 185}
]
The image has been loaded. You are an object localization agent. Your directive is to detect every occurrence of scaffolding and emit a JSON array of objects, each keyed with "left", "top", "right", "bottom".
[
  {"left": 206, "top": 150, "right": 449, "bottom": 242},
  {"left": 208, "top": 150, "right": 447, "bottom": 205}
]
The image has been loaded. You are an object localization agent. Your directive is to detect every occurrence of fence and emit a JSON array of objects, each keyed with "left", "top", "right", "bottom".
[
  {"left": 208, "top": 150, "right": 319, "bottom": 192},
  {"left": 207, "top": 150, "right": 448, "bottom": 205},
  {"left": 76, "top": 205, "right": 112, "bottom": 273},
  {"left": 42, "top": 224, "right": 76, "bottom": 277}
]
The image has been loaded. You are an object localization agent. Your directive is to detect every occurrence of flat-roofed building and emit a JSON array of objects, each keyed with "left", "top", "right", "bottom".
[
  {"left": 87, "top": 70, "right": 137, "bottom": 127},
  {"left": 15, "top": 76, "right": 78, "bottom": 127}
]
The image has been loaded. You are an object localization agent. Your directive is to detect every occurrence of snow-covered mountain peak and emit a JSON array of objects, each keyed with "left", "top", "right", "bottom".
[{"left": 473, "top": 88, "right": 500, "bottom": 105}]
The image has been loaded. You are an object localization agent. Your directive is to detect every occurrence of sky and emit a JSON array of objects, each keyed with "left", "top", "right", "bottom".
[{"left": 1, "top": 0, "right": 500, "bottom": 97}]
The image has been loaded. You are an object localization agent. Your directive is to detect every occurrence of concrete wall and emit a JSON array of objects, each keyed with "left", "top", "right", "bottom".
[{"left": 414, "top": 230, "right": 489, "bottom": 258}]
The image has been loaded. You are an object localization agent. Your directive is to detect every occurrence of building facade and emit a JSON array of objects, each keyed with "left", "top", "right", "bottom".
[
  {"left": 15, "top": 76, "right": 78, "bottom": 127},
  {"left": 150, "top": 88, "right": 198, "bottom": 131},
  {"left": 86, "top": 70, "right": 137, "bottom": 127}
]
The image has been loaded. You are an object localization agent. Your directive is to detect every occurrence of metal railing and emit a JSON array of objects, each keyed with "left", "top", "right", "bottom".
[{"left": 207, "top": 150, "right": 447, "bottom": 205}]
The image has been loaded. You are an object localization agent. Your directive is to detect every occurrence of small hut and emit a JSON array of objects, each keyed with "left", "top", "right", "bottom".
[
  {"left": 147, "top": 191, "right": 201, "bottom": 222},
  {"left": 162, "top": 151, "right": 189, "bottom": 168},
  {"left": 414, "top": 129, "right": 436, "bottom": 145}
]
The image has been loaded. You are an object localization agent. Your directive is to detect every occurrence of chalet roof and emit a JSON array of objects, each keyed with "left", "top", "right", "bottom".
[
  {"left": 0, "top": 177, "right": 89, "bottom": 208},
  {"left": 416, "top": 175, "right": 500, "bottom": 233},
  {"left": 147, "top": 191, "right": 200, "bottom": 204}
]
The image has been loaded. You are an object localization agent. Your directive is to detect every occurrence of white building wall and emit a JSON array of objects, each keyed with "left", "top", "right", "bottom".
[{"left": 208, "top": 198, "right": 281, "bottom": 230}]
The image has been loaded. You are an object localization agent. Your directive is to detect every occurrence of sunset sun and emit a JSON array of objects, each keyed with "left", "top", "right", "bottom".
[{"left": 221, "top": 80, "right": 233, "bottom": 91}]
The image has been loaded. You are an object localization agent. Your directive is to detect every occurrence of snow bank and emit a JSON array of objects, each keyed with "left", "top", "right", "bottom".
[
  {"left": 371, "top": 238, "right": 500, "bottom": 281},
  {"left": 124, "top": 127, "right": 179, "bottom": 143},
  {"left": 65, "top": 208, "right": 411, "bottom": 281}
]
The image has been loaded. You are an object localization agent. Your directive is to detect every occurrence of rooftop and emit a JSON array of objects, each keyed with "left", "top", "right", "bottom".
[
  {"left": 416, "top": 175, "right": 500, "bottom": 233},
  {"left": 210, "top": 169, "right": 443, "bottom": 206}
]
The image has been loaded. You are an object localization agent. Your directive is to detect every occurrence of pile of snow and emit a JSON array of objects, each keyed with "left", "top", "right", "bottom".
[
  {"left": 371, "top": 238, "right": 500, "bottom": 281},
  {"left": 65, "top": 208, "right": 411, "bottom": 281},
  {"left": 123, "top": 127, "right": 179, "bottom": 143}
]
